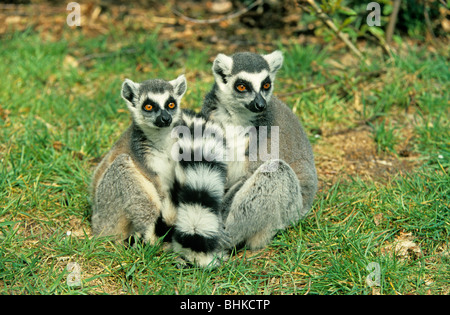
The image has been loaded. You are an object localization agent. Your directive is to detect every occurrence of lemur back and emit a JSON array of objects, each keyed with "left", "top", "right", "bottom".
[{"left": 91, "top": 75, "right": 187, "bottom": 243}]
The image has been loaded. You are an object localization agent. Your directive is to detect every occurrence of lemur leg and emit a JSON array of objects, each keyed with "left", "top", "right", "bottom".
[
  {"left": 92, "top": 154, "right": 161, "bottom": 244},
  {"left": 289, "top": 159, "right": 318, "bottom": 219},
  {"left": 223, "top": 159, "right": 302, "bottom": 250}
]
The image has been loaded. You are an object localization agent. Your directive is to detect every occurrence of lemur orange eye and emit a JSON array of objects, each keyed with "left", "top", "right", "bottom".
[
  {"left": 236, "top": 84, "right": 247, "bottom": 92},
  {"left": 143, "top": 104, "right": 153, "bottom": 111},
  {"left": 263, "top": 82, "right": 271, "bottom": 90},
  {"left": 168, "top": 102, "right": 175, "bottom": 109}
]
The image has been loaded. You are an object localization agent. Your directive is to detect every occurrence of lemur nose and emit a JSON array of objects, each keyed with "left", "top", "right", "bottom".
[
  {"left": 253, "top": 93, "right": 266, "bottom": 112},
  {"left": 156, "top": 111, "right": 172, "bottom": 127},
  {"left": 161, "top": 115, "right": 172, "bottom": 125},
  {"left": 255, "top": 101, "right": 265, "bottom": 111}
]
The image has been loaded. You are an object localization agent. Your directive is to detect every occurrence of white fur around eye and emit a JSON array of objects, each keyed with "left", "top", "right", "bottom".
[
  {"left": 234, "top": 71, "right": 270, "bottom": 93},
  {"left": 139, "top": 92, "right": 170, "bottom": 107}
]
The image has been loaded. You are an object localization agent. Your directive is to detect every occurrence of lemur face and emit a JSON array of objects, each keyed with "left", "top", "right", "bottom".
[
  {"left": 212, "top": 51, "right": 283, "bottom": 114},
  {"left": 231, "top": 70, "right": 272, "bottom": 113},
  {"left": 121, "top": 75, "right": 186, "bottom": 130}
]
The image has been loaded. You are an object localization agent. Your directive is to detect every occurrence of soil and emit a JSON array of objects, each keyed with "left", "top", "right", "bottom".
[{"left": 314, "top": 126, "right": 419, "bottom": 190}]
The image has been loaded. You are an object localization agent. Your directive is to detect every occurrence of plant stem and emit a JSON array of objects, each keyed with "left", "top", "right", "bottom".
[{"left": 302, "top": 0, "right": 369, "bottom": 65}]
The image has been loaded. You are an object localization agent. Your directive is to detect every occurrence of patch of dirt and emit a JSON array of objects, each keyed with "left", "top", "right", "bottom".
[
  {"left": 381, "top": 231, "right": 423, "bottom": 261},
  {"left": 314, "top": 126, "right": 419, "bottom": 189},
  {"left": 67, "top": 215, "right": 92, "bottom": 238},
  {"left": 0, "top": 1, "right": 325, "bottom": 54}
]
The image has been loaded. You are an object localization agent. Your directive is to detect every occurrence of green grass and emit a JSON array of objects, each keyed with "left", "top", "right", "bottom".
[
  {"left": 0, "top": 29, "right": 449, "bottom": 295},
  {"left": 370, "top": 120, "right": 399, "bottom": 154}
]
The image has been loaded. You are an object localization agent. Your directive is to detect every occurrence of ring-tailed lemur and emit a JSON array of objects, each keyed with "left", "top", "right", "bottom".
[
  {"left": 168, "top": 111, "right": 230, "bottom": 267},
  {"left": 91, "top": 75, "right": 229, "bottom": 267},
  {"left": 91, "top": 75, "right": 187, "bottom": 244},
  {"left": 201, "top": 51, "right": 318, "bottom": 250}
]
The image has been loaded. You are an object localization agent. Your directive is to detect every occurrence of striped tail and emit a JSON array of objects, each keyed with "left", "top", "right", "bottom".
[{"left": 170, "top": 110, "right": 229, "bottom": 267}]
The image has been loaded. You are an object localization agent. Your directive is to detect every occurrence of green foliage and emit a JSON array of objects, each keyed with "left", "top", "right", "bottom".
[{"left": 305, "top": 0, "right": 447, "bottom": 43}]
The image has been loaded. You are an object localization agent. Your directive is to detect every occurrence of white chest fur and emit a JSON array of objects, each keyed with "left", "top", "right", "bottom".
[
  {"left": 221, "top": 124, "right": 251, "bottom": 188},
  {"left": 145, "top": 148, "right": 175, "bottom": 194}
]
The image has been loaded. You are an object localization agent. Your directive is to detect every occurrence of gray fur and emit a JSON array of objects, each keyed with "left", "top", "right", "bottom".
[
  {"left": 202, "top": 51, "right": 318, "bottom": 250},
  {"left": 92, "top": 153, "right": 159, "bottom": 239},
  {"left": 122, "top": 78, "right": 183, "bottom": 103},
  {"left": 91, "top": 75, "right": 187, "bottom": 243},
  {"left": 231, "top": 52, "right": 269, "bottom": 75},
  {"left": 224, "top": 159, "right": 302, "bottom": 249}
]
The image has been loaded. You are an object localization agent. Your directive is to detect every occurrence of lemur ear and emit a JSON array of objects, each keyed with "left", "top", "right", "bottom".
[
  {"left": 212, "top": 53, "right": 233, "bottom": 84},
  {"left": 121, "top": 79, "right": 139, "bottom": 106},
  {"left": 169, "top": 74, "right": 187, "bottom": 99},
  {"left": 263, "top": 50, "right": 284, "bottom": 75}
]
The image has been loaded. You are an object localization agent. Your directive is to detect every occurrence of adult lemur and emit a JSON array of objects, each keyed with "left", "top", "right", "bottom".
[
  {"left": 201, "top": 51, "right": 318, "bottom": 250},
  {"left": 91, "top": 75, "right": 228, "bottom": 267},
  {"left": 91, "top": 76, "right": 187, "bottom": 243}
]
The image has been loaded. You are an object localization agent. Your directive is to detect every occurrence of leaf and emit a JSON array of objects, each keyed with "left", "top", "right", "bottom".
[
  {"left": 359, "top": 24, "right": 369, "bottom": 36},
  {"left": 208, "top": 0, "right": 232, "bottom": 14},
  {"left": 383, "top": 4, "right": 393, "bottom": 16},
  {"left": 373, "top": 213, "right": 383, "bottom": 226},
  {"left": 382, "top": 232, "right": 423, "bottom": 261},
  {"left": 63, "top": 55, "right": 79, "bottom": 69},
  {"left": 342, "top": 16, "right": 357, "bottom": 28},
  {"left": 52, "top": 141, "right": 64, "bottom": 151},
  {"left": 367, "top": 26, "right": 385, "bottom": 38},
  {"left": 338, "top": 7, "right": 357, "bottom": 16}
]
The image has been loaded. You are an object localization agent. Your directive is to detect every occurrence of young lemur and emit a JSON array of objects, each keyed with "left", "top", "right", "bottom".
[
  {"left": 91, "top": 75, "right": 229, "bottom": 267},
  {"left": 201, "top": 51, "right": 318, "bottom": 250}
]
